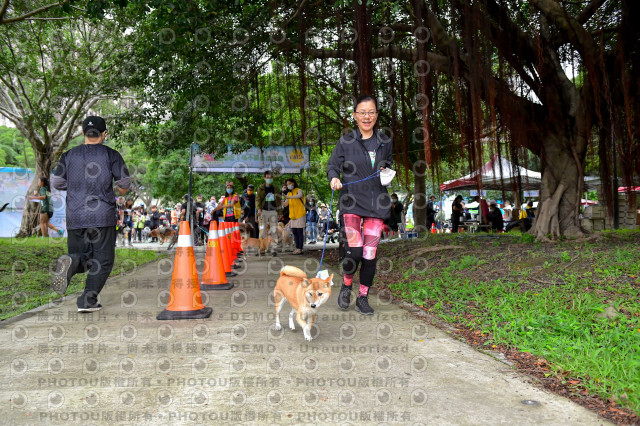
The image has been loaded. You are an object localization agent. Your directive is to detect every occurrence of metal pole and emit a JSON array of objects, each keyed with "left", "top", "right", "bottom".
[{"left": 188, "top": 144, "right": 195, "bottom": 242}]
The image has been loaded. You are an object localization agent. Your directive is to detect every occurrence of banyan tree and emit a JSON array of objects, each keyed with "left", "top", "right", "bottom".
[{"left": 274, "top": 0, "right": 639, "bottom": 239}]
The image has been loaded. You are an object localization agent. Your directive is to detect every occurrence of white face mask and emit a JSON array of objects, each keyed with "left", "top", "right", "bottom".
[{"left": 287, "top": 184, "right": 294, "bottom": 190}]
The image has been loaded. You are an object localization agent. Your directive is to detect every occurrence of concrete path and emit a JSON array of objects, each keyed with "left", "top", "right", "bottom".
[
  {"left": 0, "top": 251, "right": 610, "bottom": 425},
  {"left": 124, "top": 239, "right": 341, "bottom": 253}
]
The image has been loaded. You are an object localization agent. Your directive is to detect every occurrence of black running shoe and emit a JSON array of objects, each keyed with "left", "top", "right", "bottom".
[
  {"left": 78, "top": 304, "right": 102, "bottom": 313},
  {"left": 337, "top": 284, "right": 352, "bottom": 310},
  {"left": 52, "top": 255, "right": 73, "bottom": 295},
  {"left": 355, "top": 296, "right": 374, "bottom": 315}
]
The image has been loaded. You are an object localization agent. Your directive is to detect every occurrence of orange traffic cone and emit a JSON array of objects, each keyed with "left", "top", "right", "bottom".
[
  {"left": 431, "top": 223, "right": 436, "bottom": 234},
  {"left": 230, "top": 223, "right": 243, "bottom": 269},
  {"left": 220, "top": 222, "right": 237, "bottom": 277},
  {"left": 228, "top": 222, "right": 237, "bottom": 259},
  {"left": 157, "top": 221, "right": 212, "bottom": 320},
  {"left": 201, "top": 222, "right": 234, "bottom": 290},
  {"left": 233, "top": 223, "right": 243, "bottom": 254},
  {"left": 234, "top": 223, "right": 244, "bottom": 256}
]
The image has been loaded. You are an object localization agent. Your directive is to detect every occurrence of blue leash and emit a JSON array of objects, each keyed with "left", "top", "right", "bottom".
[{"left": 317, "top": 169, "right": 381, "bottom": 275}]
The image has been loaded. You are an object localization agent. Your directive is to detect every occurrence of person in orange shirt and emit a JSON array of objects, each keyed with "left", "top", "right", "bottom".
[{"left": 171, "top": 203, "right": 180, "bottom": 229}]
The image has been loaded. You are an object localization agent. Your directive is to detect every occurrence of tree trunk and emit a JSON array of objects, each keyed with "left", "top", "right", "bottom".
[
  {"left": 532, "top": 135, "right": 585, "bottom": 241},
  {"left": 353, "top": 0, "right": 373, "bottom": 95},
  {"left": 412, "top": 160, "right": 427, "bottom": 233},
  {"left": 16, "top": 145, "right": 53, "bottom": 237}
]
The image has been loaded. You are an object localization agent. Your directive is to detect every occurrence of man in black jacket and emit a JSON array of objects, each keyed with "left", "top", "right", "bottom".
[
  {"left": 388, "top": 193, "right": 403, "bottom": 236},
  {"left": 51, "top": 116, "right": 130, "bottom": 312},
  {"left": 240, "top": 184, "right": 257, "bottom": 238},
  {"left": 149, "top": 205, "right": 161, "bottom": 242}
]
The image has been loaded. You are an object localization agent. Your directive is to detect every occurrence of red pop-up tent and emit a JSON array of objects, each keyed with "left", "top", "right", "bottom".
[{"left": 440, "top": 154, "right": 541, "bottom": 191}]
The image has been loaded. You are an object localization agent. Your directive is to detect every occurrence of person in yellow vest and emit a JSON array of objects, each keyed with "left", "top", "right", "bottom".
[
  {"left": 213, "top": 181, "right": 241, "bottom": 222},
  {"left": 282, "top": 178, "right": 306, "bottom": 255}
]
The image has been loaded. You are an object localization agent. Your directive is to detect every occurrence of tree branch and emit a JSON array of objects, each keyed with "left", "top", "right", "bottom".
[
  {"left": 279, "top": 39, "right": 451, "bottom": 73},
  {"left": 0, "top": 0, "right": 69, "bottom": 25},
  {"left": 0, "top": 0, "right": 8, "bottom": 22},
  {"left": 577, "top": 0, "right": 605, "bottom": 24},
  {"left": 0, "top": 104, "right": 20, "bottom": 122},
  {"left": 281, "top": 0, "right": 308, "bottom": 29},
  {"left": 52, "top": 94, "right": 80, "bottom": 137},
  {"left": 422, "top": 2, "right": 545, "bottom": 152},
  {"left": 475, "top": 0, "right": 541, "bottom": 98},
  {"left": 530, "top": 0, "right": 598, "bottom": 62}
]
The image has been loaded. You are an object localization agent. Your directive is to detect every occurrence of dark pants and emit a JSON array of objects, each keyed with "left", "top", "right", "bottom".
[
  {"left": 292, "top": 227, "right": 304, "bottom": 250},
  {"left": 136, "top": 228, "right": 143, "bottom": 242},
  {"left": 452, "top": 216, "right": 461, "bottom": 233},
  {"left": 246, "top": 216, "right": 258, "bottom": 238},
  {"left": 197, "top": 221, "right": 206, "bottom": 244},
  {"left": 67, "top": 227, "right": 116, "bottom": 308},
  {"left": 426, "top": 215, "right": 435, "bottom": 230}
]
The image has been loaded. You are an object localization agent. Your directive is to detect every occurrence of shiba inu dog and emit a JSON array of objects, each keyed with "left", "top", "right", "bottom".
[
  {"left": 242, "top": 237, "right": 273, "bottom": 257},
  {"left": 273, "top": 266, "right": 333, "bottom": 341},
  {"left": 278, "top": 222, "right": 294, "bottom": 252}
]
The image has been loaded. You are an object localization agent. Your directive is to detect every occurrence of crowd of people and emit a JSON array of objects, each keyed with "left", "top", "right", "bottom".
[
  {"left": 111, "top": 174, "right": 342, "bottom": 252},
  {"left": 449, "top": 196, "right": 533, "bottom": 233}
]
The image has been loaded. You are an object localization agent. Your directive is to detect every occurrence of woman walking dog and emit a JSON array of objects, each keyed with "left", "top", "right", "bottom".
[{"left": 327, "top": 94, "right": 393, "bottom": 315}]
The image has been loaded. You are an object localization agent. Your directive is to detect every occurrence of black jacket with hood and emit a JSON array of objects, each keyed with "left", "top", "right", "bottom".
[{"left": 326, "top": 128, "right": 393, "bottom": 220}]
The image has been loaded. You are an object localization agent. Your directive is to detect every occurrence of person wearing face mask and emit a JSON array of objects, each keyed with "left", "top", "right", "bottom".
[
  {"left": 50, "top": 115, "right": 130, "bottom": 313},
  {"left": 327, "top": 94, "right": 393, "bottom": 315},
  {"left": 305, "top": 197, "right": 319, "bottom": 244},
  {"left": 213, "top": 181, "right": 241, "bottom": 223},
  {"left": 255, "top": 170, "right": 282, "bottom": 256},
  {"left": 388, "top": 193, "right": 403, "bottom": 238},
  {"left": 282, "top": 178, "right": 306, "bottom": 255},
  {"left": 240, "top": 184, "right": 258, "bottom": 238}
]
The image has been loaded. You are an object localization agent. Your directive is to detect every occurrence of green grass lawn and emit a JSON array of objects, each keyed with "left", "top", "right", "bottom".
[
  {"left": 373, "top": 230, "right": 640, "bottom": 416},
  {"left": 0, "top": 237, "right": 165, "bottom": 320}
]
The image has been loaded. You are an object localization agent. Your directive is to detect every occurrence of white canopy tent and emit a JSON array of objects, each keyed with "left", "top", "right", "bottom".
[{"left": 440, "top": 154, "right": 541, "bottom": 192}]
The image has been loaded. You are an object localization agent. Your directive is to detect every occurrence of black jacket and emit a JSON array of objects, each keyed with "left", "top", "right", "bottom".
[
  {"left": 426, "top": 200, "right": 436, "bottom": 217},
  {"left": 150, "top": 210, "right": 161, "bottom": 229},
  {"left": 389, "top": 201, "right": 403, "bottom": 225},
  {"left": 240, "top": 191, "right": 256, "bottom": 219},
  {"left": 327, "top": 128, "right": 393, "bottom": 219}
]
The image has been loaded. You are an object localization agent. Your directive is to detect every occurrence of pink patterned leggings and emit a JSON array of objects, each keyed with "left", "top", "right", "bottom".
[{"left": 342, "top": 214, "right": 384, "bottom": 290}]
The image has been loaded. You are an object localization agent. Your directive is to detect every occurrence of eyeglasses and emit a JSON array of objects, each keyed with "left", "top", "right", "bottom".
[{"left": 355, "top": 111, "right": 377, "bottom": 117}]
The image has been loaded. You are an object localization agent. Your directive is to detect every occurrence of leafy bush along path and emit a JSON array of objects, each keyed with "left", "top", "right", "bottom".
[
  {"left": 0, "top": 238, "right": 165, "bottom": 321},
  {"left": 310, "top": 231, "right": 640, "bottom": 424}
]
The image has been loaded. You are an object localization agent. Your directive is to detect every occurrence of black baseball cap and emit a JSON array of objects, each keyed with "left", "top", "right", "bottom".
[{"left": 82, "top": 116, "right": 107, "bottom": 138}]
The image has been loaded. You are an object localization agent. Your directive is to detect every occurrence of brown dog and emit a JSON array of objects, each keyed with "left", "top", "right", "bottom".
[
  {"left": 278, "top": 222, "right": 294, "bottom": 252},
  {"left": 273, "top": 266, "right": 333, "bottom": 341},
  {"left": 242, "top": 237, "right": 273, "bottom": 257},
  {"left": 238, "top": 222, "right": 253, "bottom": 237},
  {"left": 149, "top": 227, "right": 176, "bottom": 245}
]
